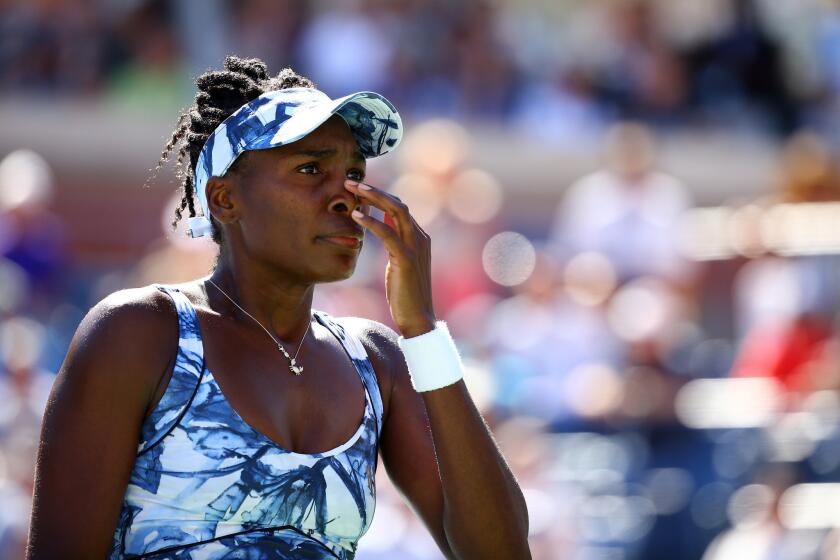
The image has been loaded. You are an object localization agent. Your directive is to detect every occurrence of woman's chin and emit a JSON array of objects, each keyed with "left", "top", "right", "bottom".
[{"left": 317, "top": 256, "right": 359, "bottom": 284}]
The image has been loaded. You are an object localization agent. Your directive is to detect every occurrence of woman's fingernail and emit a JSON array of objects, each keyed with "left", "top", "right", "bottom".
[
  {"left": 358, "top": 183, "right": 372, "bottom": 190},
  {"left": 352, "top": 210, "right": 365, "bottom": 219},
  {"left": 346, "top": 180, "right": 359, "bottom": 187}
]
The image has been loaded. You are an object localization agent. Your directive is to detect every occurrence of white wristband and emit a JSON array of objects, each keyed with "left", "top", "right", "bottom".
[{"left": 397, "top": 322, "right": 465, "bottom": 392}]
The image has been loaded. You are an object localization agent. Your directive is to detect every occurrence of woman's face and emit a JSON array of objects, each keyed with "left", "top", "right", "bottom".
[{"left": 218, "top": 114, "right": 368, "bottom": 284}]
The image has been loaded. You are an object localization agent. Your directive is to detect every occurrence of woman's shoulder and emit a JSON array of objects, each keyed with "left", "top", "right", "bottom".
[
  {"left": 87, "top": 284, "right": 179, "bottom": 337},
  {"left": 69, "top": 284, "right": 181, "bottom": 380},
  {"left": 48, "top": 284, "right": 185, "bottom": 427},
  {"left": 333, "top": 316, "right": 401, "bottom": 361}
]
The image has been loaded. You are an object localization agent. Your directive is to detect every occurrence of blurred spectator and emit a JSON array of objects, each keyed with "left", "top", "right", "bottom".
[
  {"left": 483, "top": 249, "right": 625, "bottom": 427},
  {"left": 777, "top": 131, "right": 840, "bottom": 204},
  {"left": 0, "top": 0, "right": 837, "bottom": 136},
  {"left": 296, "top": 3, "right": 393, "bottom": 95},
  {"left": 450, "top": 1, "right": 519, "bottom": 117},
  {"left": 230, "top": 0, "right": 304, "bottom": 73},
  {"left": 684, "top": 0, "right": 799, "bottom": 134},
  {"left": 0, "top": 315, "right": 54, "bottom": 559},
  {"left": 0, "top": 150, "right": 66, "bottom": 309},
  {"left": 700, "top": 465, "right": 816, "bottom": 560},
  {"left": 0, "top": 0, "right": 109, "bottom": 93},
  {"left": 732, "top": 257, "right": 840, "bottom": 398},
  {"left": 731, "top": 131, "right": 840, "bottom": 396},
  {"left": 549, "top": 121, "right": 693, "bottom": 284},
  {"left": 105, "top": 0, "right": 185, "bottom": 110},
  {"left": 596, "top": 1, "right": 688, "bottom": 123}
]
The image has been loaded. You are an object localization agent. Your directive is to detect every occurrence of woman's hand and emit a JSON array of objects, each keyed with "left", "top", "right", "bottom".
[{"left": 345, "top": 179, "right": 436, "bottom": 338}]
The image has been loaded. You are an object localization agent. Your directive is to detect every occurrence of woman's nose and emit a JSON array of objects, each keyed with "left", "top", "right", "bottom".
[{"left": 327, "top": 177, "right": 364, "bottom": 215}]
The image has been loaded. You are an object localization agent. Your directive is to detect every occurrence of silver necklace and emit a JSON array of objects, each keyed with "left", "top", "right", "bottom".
[{"left": 207, "top": 279, "right": 311, "bottom": 376}]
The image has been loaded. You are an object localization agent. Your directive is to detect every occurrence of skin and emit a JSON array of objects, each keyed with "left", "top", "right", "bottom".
[{"left": 27, "top": 115, "right": 530, "bottom": 559}]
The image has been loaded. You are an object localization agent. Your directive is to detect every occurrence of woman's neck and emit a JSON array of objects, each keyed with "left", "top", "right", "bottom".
[{"left": 207, "top": 260, "right": 315, "bottom": 343}]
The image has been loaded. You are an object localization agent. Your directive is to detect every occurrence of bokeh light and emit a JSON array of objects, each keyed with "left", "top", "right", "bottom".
[
  {"left": 727, "top": 484, "right": 775, "bottom": 528},
  {"left": 563, "top": 251, "right": 618, "bottom": 307},
  {"left": 779, "top": 484, "right": 840, "bottom": 530},
  {"left": 397, "top": 119, "right": 469, "bottom": 177},
  {"left": 564, "top": 363, "right": 624, "bottom": 418},
  {"left": 0, "top": 317, "right": 45, "bottom": 372},
  {"left": 0, "top": 259, "right": 28, "bottom": 313},
  {"left": 481, "top": 231, "right": 536, "bottom": 287},
  {"left": 388, "top": 173, "right": 442, "bottom": 227},
  {"left": 446, "top": 169, "right": 504, "bottom": 224},
  {"left": 676, "top": 378, "right": 782, "bottom": 429},
  {"left": 645, "top": 468, "right": 694, "bottom": 516},
  {"left": 0, "top": 150, "right": 53, "bottom": 212},
  {"left": 691, "top": 483, "right": 734, "bottom": 530},
  {"left": 606, "top": 277, "right": 679, "bottom": 342}
]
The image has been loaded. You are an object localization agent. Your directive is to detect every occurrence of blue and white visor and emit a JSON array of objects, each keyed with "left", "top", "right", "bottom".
[{"left": 188, "top": 87, "right": 402, "bottom": 238}]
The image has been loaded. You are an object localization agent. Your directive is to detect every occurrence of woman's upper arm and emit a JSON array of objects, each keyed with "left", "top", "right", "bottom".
[
  {"left": 350, "top": 320, "right": 453, "bottom": 557},
  {"left": 27, "top": 287, "right": 177, "bottom": 559}
]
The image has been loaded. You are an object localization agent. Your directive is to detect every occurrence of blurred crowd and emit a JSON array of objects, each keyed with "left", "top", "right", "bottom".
[
  {"left": 3, "top": 1, "right": 840, "bottom": 559},
  {"left": 3, "top": 0, "right": 840, "bottom": 139}
]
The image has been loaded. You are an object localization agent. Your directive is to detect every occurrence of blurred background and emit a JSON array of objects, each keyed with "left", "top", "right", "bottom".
[{"left": 3, "top": 0, "right": 840, "bottom": 558}]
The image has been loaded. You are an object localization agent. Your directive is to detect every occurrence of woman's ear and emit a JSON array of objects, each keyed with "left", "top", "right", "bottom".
[{"left": 206, "top": 176, "right": 239, "bottom": 226}]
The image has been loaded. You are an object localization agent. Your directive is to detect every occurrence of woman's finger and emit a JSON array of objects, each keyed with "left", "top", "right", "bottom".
[
  {"left": 345, "top": 180, "right": 414, "bottom": 241},
  {"left": 351, "top": 209, "right": 410, "bottom": 260}
]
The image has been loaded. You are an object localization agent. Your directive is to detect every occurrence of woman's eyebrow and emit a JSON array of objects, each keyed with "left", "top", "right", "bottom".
[{"left": 289, "top": 148, "right": 365, "bottom": 163}]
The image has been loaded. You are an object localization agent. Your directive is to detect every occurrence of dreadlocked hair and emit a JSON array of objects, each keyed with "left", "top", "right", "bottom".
[{"left": 158, "top": 55, "right": 315, "bottom": 244}]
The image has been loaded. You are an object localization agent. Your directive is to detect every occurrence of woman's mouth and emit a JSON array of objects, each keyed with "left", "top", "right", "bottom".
[{"left": 318, "top": 235, "right": 362, "bottom": 249}]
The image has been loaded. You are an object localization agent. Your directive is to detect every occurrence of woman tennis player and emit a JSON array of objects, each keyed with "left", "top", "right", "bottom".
[{"left": 27, "top": 56, "right": 530, "bottom": 559}]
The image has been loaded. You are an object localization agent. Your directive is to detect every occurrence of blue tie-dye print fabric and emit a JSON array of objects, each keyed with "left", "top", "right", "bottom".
[
  {"left": 109, "top": 285, "right": 384, "bottom": 559},
  {"left": 188, "top": 88, "right": 402, "bottom": 239}
]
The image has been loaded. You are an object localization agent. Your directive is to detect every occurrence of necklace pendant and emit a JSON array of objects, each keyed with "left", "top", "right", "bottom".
[{"left": 207, "top": 280, "right": 309, "bottom": 377}]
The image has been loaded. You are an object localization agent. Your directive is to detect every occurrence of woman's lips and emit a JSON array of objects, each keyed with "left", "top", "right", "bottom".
[{"left": 319, "top": 236, "right": 362, "bottom": 249}]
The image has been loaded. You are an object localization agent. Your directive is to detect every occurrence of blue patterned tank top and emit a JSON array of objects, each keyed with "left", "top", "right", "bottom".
[{"left": 109, "top": 285, "right": 384, "bottom": 559}]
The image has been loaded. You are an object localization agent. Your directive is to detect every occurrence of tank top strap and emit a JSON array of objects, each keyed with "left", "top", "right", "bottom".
[
  {"left": 313, "top": 311, "right": 384, "bottom": 437},
  {"left": 136, "top": 284, "right": 207, "bottom": 455}
]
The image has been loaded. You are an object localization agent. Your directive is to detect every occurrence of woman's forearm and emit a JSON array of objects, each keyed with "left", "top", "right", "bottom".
[{"left": 422, "top": 380, "right": 531, "bottom": 559}]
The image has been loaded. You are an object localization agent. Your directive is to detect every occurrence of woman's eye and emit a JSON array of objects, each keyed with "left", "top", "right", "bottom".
[
  {"left": 298, "top": 164, "right": 319, "bottom": 174},
  {"left": 347, "top": 169, "right": 365, "bottom": 181}
]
